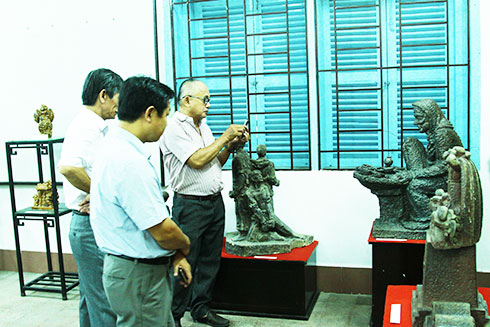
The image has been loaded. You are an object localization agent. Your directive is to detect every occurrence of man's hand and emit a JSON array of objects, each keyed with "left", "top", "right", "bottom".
[
  {"left": 78, "top": 194, "right": 90, "bottom": 214},
  {"left": 223, "top": 124, "right": 249, "bottom": 143},
  {"left": 173, "top": 251, "right": 192, "bottom": 287}
]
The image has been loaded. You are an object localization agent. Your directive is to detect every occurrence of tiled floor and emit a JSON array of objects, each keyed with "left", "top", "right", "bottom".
[{"left": 0, "top": 270, "right": 372, "bottom": 326}]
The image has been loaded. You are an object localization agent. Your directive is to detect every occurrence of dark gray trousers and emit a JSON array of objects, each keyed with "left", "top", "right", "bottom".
[{"left": 171, "top": 194, "right": 225, "bottom": 320}]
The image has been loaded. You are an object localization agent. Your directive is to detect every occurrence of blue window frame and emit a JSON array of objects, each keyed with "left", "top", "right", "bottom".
[
  {"left": 170, "top": 0, "right": 477, "bottom": 170},
  {"left": 172, "top": 0, "right": 310, "bottom": 169},
  {"left": 316, "top": 0, "right": 476, "bottom": 169}
]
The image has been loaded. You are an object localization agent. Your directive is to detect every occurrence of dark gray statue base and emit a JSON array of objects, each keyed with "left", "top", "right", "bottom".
[
  {"left": 411, "top": 243, "right": 490, "bottom": 326},
  {"left": 372, "top": 218, "right": 427, "bottom": 240},
  {"left": 412, "top": 286, "right": 489, "bottom": 327},
  {"left": 225, "top": 232, "right": 314, "bottom": 257}
]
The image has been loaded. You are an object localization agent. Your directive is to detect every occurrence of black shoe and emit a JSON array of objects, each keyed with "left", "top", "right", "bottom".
[
  {"left": 174, "top": 318, "right": 182, "bottom": 327},
  {"left": 195, "top": 311, "right": 230, "bottom": 327}
]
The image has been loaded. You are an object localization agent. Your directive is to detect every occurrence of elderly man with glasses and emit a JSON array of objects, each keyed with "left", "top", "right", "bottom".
[{"left": 160, "top": 78, "right": 249, "bottom": 327}]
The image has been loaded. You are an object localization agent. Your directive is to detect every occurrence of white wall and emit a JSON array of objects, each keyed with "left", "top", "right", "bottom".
[
  {"left": 0, "top": 0, "right": 488, "bottom": 272},
  {"left": 0, "top": 0, "right": 158, "bottom": 258}
]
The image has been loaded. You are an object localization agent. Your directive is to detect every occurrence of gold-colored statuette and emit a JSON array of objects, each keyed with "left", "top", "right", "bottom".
[
  {"left": 33, "top": 104, "right": 55, "bottom": 138},
  {"left": 32, "top": 180, "right": 57, "bottom": 210}
]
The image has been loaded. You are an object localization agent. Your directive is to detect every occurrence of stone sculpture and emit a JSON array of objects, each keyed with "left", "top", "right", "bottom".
[
  {"left": 354, "top": 99, "right": 463, "bottom": 239},
  {"left": 411, "top": 146, "right": 489, "bottom": 327},
  {"left": 226, "top": 144, "right": 313, "bottom": 256},
  {"left": 32, "top": 180, "right": 57, "bottom": 210},
  {"left": 34, "top": 104, "right": 54, "bottom": 138}
]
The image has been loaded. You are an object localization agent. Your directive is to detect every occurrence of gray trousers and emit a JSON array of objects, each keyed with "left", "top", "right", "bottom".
[
  {"left": 69, "top": 213, "right": 116, "bottom": 327},
  {"left": 103, "top": 254, "right": 175, "bottom": 327}
]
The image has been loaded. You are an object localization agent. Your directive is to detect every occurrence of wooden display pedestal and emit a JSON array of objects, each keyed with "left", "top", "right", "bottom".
[
  {"left": 211, "top": 239, "right": 319, "bottom": 320},
  {"left": 369, "top": 226, "right": 425, "bottom": 326}
]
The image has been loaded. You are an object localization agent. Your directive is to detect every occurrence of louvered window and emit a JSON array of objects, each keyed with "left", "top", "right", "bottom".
[
  {"left": 172, "top": 0, "right": 310, "bottom": 169},
  {"left": 316, "top": 0, "right": 474, "bottom": 169},
  {"left": 170, "top": 0, "right": 475, "bottom": 170}
]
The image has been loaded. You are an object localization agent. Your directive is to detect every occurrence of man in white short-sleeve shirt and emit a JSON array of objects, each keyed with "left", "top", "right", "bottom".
[{"left": 58, "top": 68, "right": 122, "bottom": 327}]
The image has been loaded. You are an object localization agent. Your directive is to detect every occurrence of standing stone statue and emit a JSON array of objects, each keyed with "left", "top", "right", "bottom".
[
  {"left": 34, "top": 104, "right": 55, "bottom": 138},
  {"left": 354, "top": 99, "right": 464, "bottom": 239},
  {"left": 411, "top": 146, "right": 489, "bottom": 327},
  {"left": 229, "top": 142, "right": 252, "bottom": 240},
  {"left": 226, "top": 144, "right": 313, "bottom": 256}
]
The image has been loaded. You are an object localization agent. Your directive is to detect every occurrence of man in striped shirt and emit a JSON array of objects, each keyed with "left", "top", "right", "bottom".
[{"left": 160, "top": 79, "right": 249, "bottom": 327}]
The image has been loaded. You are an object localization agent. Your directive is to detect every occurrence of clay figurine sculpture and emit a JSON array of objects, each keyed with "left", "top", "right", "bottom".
[
  {"left": 32, "top": 180, "right": 57, "bottom": 210},
  {"left": 34, "top": 104, "right": 54, "bottom": 138},
  {"left": 411, "top": 146, "right": 489, "bottom": 326},
  {"left": 354, "top": 99, "right": 463, "bottom": 239},
  {"left": 226, "top": 144, "right": 313, "bottom": 256}
]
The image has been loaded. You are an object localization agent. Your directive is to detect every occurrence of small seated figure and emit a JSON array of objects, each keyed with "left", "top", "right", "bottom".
[
  {"left": 33, "top": 180, "right": 56, "bottom": 210},
  {"left": 34, "top": 104, "right": 54, "bottom": 138},
  {"left": 396, "top": 99, "right": 463, "bottom": 229},
  {"left": 428, "top": 189, "right": 458, "bottom": 248}
]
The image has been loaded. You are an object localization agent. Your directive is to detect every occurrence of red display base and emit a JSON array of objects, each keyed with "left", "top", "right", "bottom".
[
  {"left": 383, "top": 285, "right": 490, "bottom": 326},
  {"left": 368, "top": 226, "right": 426, "bottom": 245}
]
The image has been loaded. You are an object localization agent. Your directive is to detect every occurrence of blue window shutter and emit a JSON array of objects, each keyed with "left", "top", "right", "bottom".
[
  {"left": 316, "top": 0, "right": 472, "bottom": 169},
  {"left": 172, "top": 0, "right": 310, "bottom": 170},
  {"left": 318, "top": 1, "right": 383, "bottom": 169},
  {"left": 249, "top": 0, "right": 309, "bottom": 169}
]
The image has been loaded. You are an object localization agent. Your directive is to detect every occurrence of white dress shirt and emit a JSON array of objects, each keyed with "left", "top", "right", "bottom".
[{"left": 58, "top": 109, "right": 108, "bottom": 210}]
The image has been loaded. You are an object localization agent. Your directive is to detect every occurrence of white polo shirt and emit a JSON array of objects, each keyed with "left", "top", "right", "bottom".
[
  {"left": 159, "top": 111, "right": 223, "bottom": 196},
  {"left": 58, "top": 109, "right": 108, "bottom": 210}
]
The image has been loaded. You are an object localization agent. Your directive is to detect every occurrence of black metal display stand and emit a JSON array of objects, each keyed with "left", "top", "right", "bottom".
[
  {"left": 211, "top": 240, "right": 319, "bottom": 320},
  {"left": 5, "top": 138, "right": 79, "bottom": 300},
  {"left": 368, "top": 226, "right": 425, "bottom": 327}
]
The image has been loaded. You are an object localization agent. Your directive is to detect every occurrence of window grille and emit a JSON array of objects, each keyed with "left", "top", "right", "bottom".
[
  {"left": 316, "top": 0, "right": 472, "bottom": 169},
  {"left": 172, "top": 0, "right": 310, "bottom": 169}
]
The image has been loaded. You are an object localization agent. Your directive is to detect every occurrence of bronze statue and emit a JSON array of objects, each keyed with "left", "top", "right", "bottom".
[
  {"left": 226, "top": 144, "right": 313, "bottom": 256},
  {"left": 354, "top": 99, "right": 464, "bottom": 239},
  {"left": 411, "top": 146, "right": 489, "bottom": 326},
  {"left": 34, "top": 104, "right": 54, "bottom": 138}
]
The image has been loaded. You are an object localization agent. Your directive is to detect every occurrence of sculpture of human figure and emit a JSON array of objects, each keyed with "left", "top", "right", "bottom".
[
  {"left": 428, "top": 146, "right": 482, "bottom": 249},
  {"left": 33, "top": 104, "right": 55, "bottom": 138},
  {"left": 229, "top": 141, "right": 252, "bottom": 240},
  {"left": 251, "top": 144, "right": 279, "bottom": 196},
  {"left": 394, "top": 99, "right": 463, "bottom": 229},
  {"left": 244, "top": 170, "right": 303, "bottom": 242}
]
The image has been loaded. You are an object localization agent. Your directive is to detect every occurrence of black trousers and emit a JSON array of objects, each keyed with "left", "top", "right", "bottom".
[{"left": 171, "top": 193, "right": 225, "bottom": 320}]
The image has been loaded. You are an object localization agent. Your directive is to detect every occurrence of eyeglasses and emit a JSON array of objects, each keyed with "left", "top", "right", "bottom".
[{"left": 185, "top": 95, "right": 211, "bottom": 105}]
